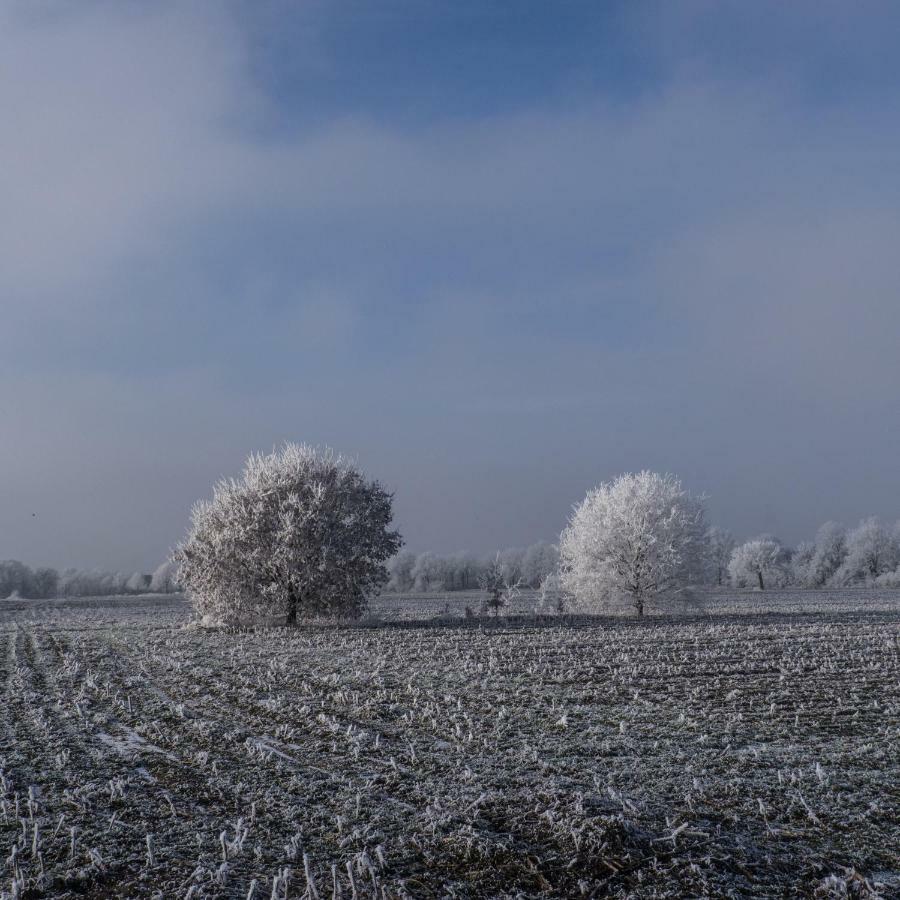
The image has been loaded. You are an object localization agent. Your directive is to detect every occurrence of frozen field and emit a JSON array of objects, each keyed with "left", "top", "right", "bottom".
[{"left": 1, "top": 592, "right": 898, "bottom": 898}]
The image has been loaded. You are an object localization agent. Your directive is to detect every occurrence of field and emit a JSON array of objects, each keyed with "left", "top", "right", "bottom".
[{"left": 1, "top": 592, "right": 898, "bottom": 898}]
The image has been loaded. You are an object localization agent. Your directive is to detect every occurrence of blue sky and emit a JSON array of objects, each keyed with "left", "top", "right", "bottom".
[{"left": 2, "top": 1, "right": 900, "bottom": 570}]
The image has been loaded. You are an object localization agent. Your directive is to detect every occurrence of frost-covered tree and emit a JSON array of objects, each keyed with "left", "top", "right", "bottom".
[
  {"left": 0, "top": 562, "right": 59, "bottom": 599},
  {"left": 537, "top": 572, "right": 569, "bottom": 614},
  {"left": 728, "top": 537, "right": 782, "bottom": 590},
  {"left": 876, "top": 566, "right": 900, "bottom": 588},
  {"left": 0, "top": 560, "right": 31, "bottom": 598},
  {"left": 150, "top": 560, "right": 181, "bottom": 593},
  {"left": 522, "top": 541, "right": 560, "bottom": 588},
  {"left": 447, "top": 551, "right": 482, "bottom": 590},
  {"left": 790, "top": 541, "right": 816, "bottom": 586},
  {"left": 478, "top": 553, "right": 519, "bottom": 616},
  {"left": 806, "top": 521, "right": 847, "bottom": 587},
  {"left": 706, "top": 527, "right": 735, "bottom": 586},
  {"left": 57, "top": 569, "right": 84, "bottom": 597},
  {"left": 126, "top": 572, "right": 151, "bottom": 593},
  {"left": 29, "top": 567, "right": 59, "bottom": 599},
  {"left": 386, "top": 550, "right": 417, "bottom": 593},
  {"left": 560, "top": 471, "right": 708, "bottom": 617},
  {"left": 176, "top": 444, "right": 402, "bottom": 625},
  {"left": 58, "top": 568, "right": 102, "bottom": 597},
  {"left": 99, "top": 571, "right": 129, "bottom": 595},
  {"left": 834, "top": 517, "right": 898, "bottom": 584},
  {"left": 411, "top": 552, "right": 447, "bottom": 592},
  {"left": 497, "top": 548, "right": 525, "bottom": 585}
]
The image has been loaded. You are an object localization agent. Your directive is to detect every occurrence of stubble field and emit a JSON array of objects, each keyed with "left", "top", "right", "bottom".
[{"left": 1, "top": 591, "right": 898, "bottom": 898}]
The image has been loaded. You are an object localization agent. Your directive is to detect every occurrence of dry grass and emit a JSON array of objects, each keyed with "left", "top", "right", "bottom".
[{"left": 1, "top": 591, "right": 898, "bottom": 897}]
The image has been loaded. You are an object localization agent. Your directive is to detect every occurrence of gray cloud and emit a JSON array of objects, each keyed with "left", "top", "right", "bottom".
[{"left": 1, "top": 3, "right": 898, "bottom": 569}]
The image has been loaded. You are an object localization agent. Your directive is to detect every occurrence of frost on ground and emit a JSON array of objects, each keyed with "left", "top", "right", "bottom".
[{"left": 0, "top": 592, "right": 898, "bottom": 898}]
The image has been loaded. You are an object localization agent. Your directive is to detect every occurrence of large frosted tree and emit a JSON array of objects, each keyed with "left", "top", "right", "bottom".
[
  {"left": 176, "top": 444, "right": 402, "bottom": 624},
  {"left": 560, "top": 471, "right": 708, "bottom": 617}
]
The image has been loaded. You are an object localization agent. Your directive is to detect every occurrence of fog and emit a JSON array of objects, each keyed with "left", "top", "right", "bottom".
[{"left": 2, "top": 2, "right": 898, "bottom": 570}]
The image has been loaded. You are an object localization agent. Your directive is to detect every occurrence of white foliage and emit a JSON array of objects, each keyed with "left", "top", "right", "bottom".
[
  {"left": 410, "top": 552, "right": 447, "bottom": 593},
  {"left": 521, "top": 541, "right": 560, "bottom": 588},
  {"left": 559, "top": 471, "right": 708, "bottom": 616},
  {"left": 537, "top": 572, "right": 569, "bottom": 614},
  {"left": 0, "top": 561, "right": 58, "bottom": 599},
  {"left": 706, "top": 527, "right": 735, "bottom": 586},
  {"left": 790, "top": 540, "right": 816, "bottom": 586},
  {"left": 386, "top": 550, "right": 417, "bottom": 592},
  {"left": 175, "top": 443, "right": 402, "bottom": 625},
  {"left": 150, "top": 560, "right": 181, "bottom": 593},
  {"left": 125, "top": 571, "right": 150, "bottom": 593},
  {"left": 874, "top": 566, "right": 900, "bottom": 588},
  {"left": 728, "top": 537, "right": 783, "bottom": 590},
  {"left": 496, "top": 547, "right": 526, "bottom": 585},
  {"left": 805, "top": 522, "right": 848, "bottom": 587},
  {"left": 834, "top": 517, "right": 898, "bottom": 584},
  {"left": 477, "top": 553, "right": 511, "bottom": 615}
]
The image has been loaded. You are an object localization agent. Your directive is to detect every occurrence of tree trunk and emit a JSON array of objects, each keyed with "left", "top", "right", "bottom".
[
  {"left": 757, "top": 570, "right": 765, "bottom": 591},
  {"left": 286, "top": 590, "right": 299, "bottom": 626},
  {"left": 635, "top": 598, "right": 644, "bottom": 618}
]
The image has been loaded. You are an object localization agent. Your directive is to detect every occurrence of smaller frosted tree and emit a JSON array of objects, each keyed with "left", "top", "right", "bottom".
[
  {"left": 807, "top": 522, "right": 847, "bottom": 587},
  {"left": 29, "top": 567, "right": 59, "bottom": 599},
  {"left": 150, "top": 560, "right": 181, "bottom": 593},
  {"left": 537, "top": 572, "right": 569, "bottom": 614},
  {"left": 497, "top": 548, "right": 525, "bottom": 585},
  {"left": 411, "top": 552, "right": 446, "bottom": 592},
  {"left": 478, "top": 554, "right": 507, "bottom": 616},
  {"left": 560, "top": 471, "right": 707, "bottom": 617},
  {"left": 176, "top": 444, "right": 402, "bottom": 624},
  {"left": 835, "top": 517, "right": 897, "bottom": 584},
  {"left": 522, "top": 541, "right": 561, "bottom": 588},
  {"left": 706, "top": 528, "right": 735, "bottom": 586},
  {"left": 126, "top": 572, "right": 151, "bottom": 593},
  {"left": 790, "top": 541, "right": 815, "bottom": 586},
  {"left": 386, "top": 550, "right": 417, "bottom": 592},
  {"left": 447, "top": 552, "right": 481, "bottom": 590},
  {"left": 728, "top": 537, "right": 782, "bottom": 590},
  {"left": 0, "top": 560, "right": 31, "bottom": 599}
]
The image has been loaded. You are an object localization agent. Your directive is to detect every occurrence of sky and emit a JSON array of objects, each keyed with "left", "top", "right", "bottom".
[{"left": 2, "top": 0, "right": 900, "bottom": 572}]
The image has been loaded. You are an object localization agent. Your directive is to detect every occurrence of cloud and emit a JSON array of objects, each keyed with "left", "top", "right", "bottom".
[
  {"left": 0, "top": 2, "right": 252, "bottom": 302},
  {"left": 1, "top": 1, "right": 899, "bottom": 567}
]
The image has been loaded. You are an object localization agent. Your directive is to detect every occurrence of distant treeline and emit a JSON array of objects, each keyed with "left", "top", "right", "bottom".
[
  {"left": 0, "top": 559, "right": 180, "bottom": 599},
  {"left": 5, "top": 514, "right": 899, "bottom": 602},
  {"left": 391, "top": 515, "right": 900, "bottom": 596},
  {"left": 386, "top": 542, "right": 560, "bottom": 592},
  {"left": 721, "top": 516, "right": 900, "bottom": 590}
]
